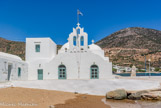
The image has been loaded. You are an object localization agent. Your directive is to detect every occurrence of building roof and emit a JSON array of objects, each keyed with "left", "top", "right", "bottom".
[
  {"left": 60, "top": 42, "right": 102, "bottom": 51},
  {"left": 60, "top": 42, "right": 69, "bottom": 50},
  {"left": 0, "top": 52, "right": 22, "bottom": 60},
  {"left": 89, "top": 44, "right": 102, "bottom": 50}
]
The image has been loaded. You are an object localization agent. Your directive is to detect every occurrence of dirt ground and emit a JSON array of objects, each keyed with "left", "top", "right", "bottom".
[
  {"left": 55, "top": 94, "right": 110, "bottom": 108},
  {"left": 0, "top": 87, "right": 76, "bottom": 108},
  {"left": 1, "top": 87, "right": 161, "bottom": 108},
  {"left": 0, "top": 87, "right": 109, "bottom": 108}
]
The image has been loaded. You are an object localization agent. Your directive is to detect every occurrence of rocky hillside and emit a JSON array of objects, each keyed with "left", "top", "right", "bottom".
[{"left": 96, "top": 27, "right": 161, "bottom": 68}]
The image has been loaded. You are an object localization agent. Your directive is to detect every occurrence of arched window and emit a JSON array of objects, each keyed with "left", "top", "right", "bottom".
[
  {"left": 77, "top": 28, "right": 80, "bottom": 34},
  {"left": 73, "top": 36, "right": 76, "bottom": 46},
  {"left": 58, "top": 65, "right": 66, "bottom": 79},
  {"left": 90, "top": 65, "right": 99, "bottom": 79},
  {"left": 80, "top": 36, "right": 84, "bottom": 46}
]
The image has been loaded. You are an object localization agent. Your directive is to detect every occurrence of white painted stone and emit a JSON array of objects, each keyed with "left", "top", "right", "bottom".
[{"left": 131, "top": 65, "right": 136, "bottom": 77}]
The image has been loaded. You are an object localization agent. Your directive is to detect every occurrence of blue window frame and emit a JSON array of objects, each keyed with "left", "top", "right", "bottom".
[
  {"left": 58, "top": 65, "right": 66, "bottom": 79},
  {"left": 35, "top": 44, "right": 40, "bottom": 52},
  {"left": 80, "top": 36, "right": 84, "bottom": 46},
  {"left": 73, "top": 36, "right": 76, "bottom": 46},
  {"left": 18, "top": 67, "right": 21, "bottom": 77},
  {"left": 90, "top": 65, "right": 99, "bottom": 79}
]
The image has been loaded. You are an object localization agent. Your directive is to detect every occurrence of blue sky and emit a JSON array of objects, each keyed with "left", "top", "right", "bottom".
[{"left": 0, "top": 0, "right": 161, "bottom": 45}]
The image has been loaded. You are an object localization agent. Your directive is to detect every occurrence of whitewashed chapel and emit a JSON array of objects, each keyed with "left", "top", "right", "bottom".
[
  {"left": 0, "top": 23, "right": 112, "bottom": 81},
  {"left": 26, "top": 23, "right": 112, "bottom": 80}
]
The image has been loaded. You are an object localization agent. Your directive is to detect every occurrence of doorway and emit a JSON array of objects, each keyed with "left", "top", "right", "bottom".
[
  {"left": 38, "top": 69, "right": 43, "bottom": 80},
  {"left": 8, "top": 64, "right": 12, "bottom": 80},
  {"left": 58, "top": 65, "right": 66, "bottom": 79},
  {"left": 90, "top": 65, "right": 99, "bottom": 79}
]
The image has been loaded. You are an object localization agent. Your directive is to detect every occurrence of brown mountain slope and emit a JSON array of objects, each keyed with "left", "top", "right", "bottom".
[
  {"left": 0, "top": 37, "right": 25, "bottom": 60},
  {"left": 96, "top": 27, "right": 161, "bottom": 68},
  {"left": 96, "top": 27, "right": 161, "bottom": 51}
]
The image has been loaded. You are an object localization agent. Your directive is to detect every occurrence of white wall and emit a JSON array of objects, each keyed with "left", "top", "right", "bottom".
[
  {"left": 0, "top": 56, "right": 28, "bottom": 82},
  {"left": 79, "top": 52, "right": 112, "bottom": 79},
  {"left": 28, "top": 51, "right": 112, "bottom": 80},
  {"left": 26, "top": 38, "right": 57, "bottom": 80},
  {"left": 27, "top": 59, "right": 50, "bottom": 80},
  {"left": 26, "top": 38, "right": 57, "bottom": 62}
]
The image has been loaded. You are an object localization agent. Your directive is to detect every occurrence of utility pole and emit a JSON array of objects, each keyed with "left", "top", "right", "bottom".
[
  {"left": 145, "top": 55, "right": 146, "bottom": 72},
  {"left": 148, "top": 59, "right": 151, "bottom": 78}
]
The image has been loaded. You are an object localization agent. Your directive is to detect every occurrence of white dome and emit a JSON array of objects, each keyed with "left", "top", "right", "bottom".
[
  {"left": 60, "top": 42, "right": 69, "bottom": 50},
  {"left": 0, "top": 52, "right": 22, "bottom": 60},
  {"left": 89, "top": 44, "right": 102, "bottom": 50}
]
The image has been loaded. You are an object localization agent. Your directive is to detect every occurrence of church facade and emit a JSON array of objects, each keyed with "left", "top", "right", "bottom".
[{"left": 26, "top": 23, "right": 112, "bottom": 80}]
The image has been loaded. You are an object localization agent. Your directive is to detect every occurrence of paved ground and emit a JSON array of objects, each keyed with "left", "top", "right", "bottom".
[
  {"left": 0, "top": 77, "right": 161, "bottom": 108},
  {"left": 9, "top": 78, "right": 161, "bottom": 96}
]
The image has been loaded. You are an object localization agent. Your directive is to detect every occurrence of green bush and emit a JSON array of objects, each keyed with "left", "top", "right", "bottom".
[
  {"left": 112, "top": 68, "right": 117, "bottom": 73},
  {"left": 137, "top": 69, "right": 146, "bottom": 72},
  {"left": 155, "top": 67, "right": 160, "bottom": 72}
]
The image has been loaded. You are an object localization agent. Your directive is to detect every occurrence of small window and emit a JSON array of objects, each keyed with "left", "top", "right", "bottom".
[
  {"left": 18, "top": 67, "right": 21, "bottom": 77},
  {"left": 35, "top": 44, "right": 40, "bottom": 52}
]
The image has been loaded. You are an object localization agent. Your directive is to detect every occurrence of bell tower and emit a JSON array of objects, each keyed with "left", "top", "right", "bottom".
[{"left": 68, "top": 23, "right": 88, "bottom": 52}]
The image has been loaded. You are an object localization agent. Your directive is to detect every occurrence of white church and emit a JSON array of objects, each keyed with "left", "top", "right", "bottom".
[{"left": 0, "top": 23, "right": 112, "bottom": 81}]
